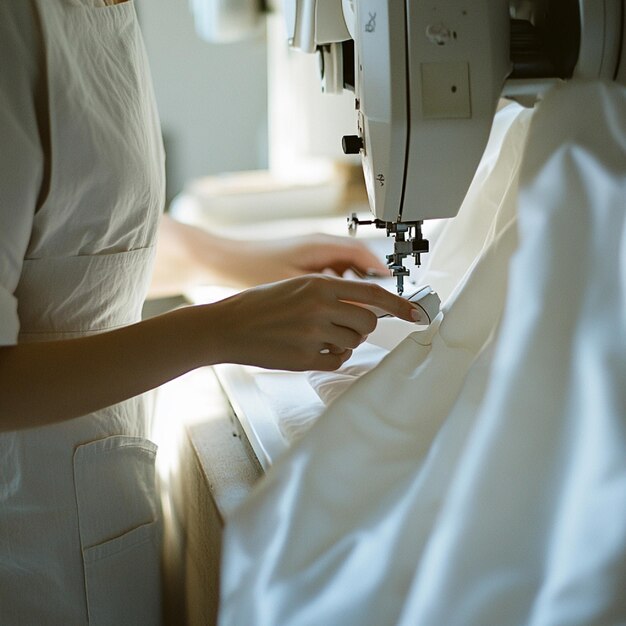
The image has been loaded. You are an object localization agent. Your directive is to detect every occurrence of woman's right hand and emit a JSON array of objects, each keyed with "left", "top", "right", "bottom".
[
  {"left": 201, "top": 274, "right": 420, "bottom": 372},
  {"left": 0, "top": 274, "right": 420, "bottom": 431}
]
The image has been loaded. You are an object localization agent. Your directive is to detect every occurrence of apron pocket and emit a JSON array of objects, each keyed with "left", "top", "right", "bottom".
[
  {"left": 73, "top": 435, "right": 161, "bottom": 625},
  {"left": 82, "top": 522, "right": 161, "bottom": 625}
]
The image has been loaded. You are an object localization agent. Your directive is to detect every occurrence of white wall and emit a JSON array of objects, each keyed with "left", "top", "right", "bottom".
[{"left": 137, "top": 0, "right": 268, "bottom": 202}]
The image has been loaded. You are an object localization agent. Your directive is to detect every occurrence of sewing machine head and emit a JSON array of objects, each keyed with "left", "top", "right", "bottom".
[{"left": 286, "top": 0, "right": 625, "bottom": 294}]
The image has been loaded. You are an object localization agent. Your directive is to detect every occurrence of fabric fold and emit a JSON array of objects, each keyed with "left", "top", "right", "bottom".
[{"left": 219, "top": 81, "right": 626, "bottom": 626}]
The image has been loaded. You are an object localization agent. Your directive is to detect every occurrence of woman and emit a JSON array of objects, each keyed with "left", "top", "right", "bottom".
[{"left": 0, "top": 1, "right": 418, "bottom": 624}]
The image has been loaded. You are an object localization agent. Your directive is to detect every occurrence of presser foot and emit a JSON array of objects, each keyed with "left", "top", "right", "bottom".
[{"left": 347, "top": 213, "right": 430, "bottom": 295}]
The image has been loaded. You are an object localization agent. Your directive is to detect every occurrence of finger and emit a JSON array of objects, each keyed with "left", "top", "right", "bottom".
[
  {"left": 310, "top": 349, "right": 353, "bottom": 371},
  {"left": 332, "top": 280, "right": 420, "bottom": 322},
  {"left": 320, "top": 343, "right": 350, "bottom": 355},
  {"left": 330, "top": 301, "right": 378, "bottom": 337},
  {"left": 327, "top": 325, "right": 366, "bottom": 351},
  {"left": 325, "top": 244, "right": 388, "bottom": 275},
  {"left": 301, "top": 239, "right": 388, "bottom": 275},
  {"left": 346, "top": 265, "right": 391, "bottom": 280}
]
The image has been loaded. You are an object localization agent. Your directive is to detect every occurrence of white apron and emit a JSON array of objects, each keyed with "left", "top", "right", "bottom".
[{"left": 0, "top": 2, "right": 165, "bottom": 624}]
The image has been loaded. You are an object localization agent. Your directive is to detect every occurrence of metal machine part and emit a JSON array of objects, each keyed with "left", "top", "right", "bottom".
[
  {"left": 348, "top": 213, "right": 428, "bottom": 294},
  {"left": 287, "top": 0, "right": 626, "bottom": 294}
]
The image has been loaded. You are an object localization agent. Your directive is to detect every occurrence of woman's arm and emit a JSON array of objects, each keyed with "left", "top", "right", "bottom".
[
  {"left": 0, "top": 275, "right": 419, "bottom": 432},
  {"left": 149, "top": 214, "right": 389, "bottom": 297}
]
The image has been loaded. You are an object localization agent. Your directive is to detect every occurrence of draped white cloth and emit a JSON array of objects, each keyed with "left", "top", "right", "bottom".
[
  {"left": 305, "top": 98, "right": 534, "bottom": 410},
  {"left": 219, "top": 81, "right": 626, "bottom": 626}
]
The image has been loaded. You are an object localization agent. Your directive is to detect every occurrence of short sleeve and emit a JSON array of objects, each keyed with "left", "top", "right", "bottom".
[{"left": 0, "top": 1, "right": 45, "bottom": 345}]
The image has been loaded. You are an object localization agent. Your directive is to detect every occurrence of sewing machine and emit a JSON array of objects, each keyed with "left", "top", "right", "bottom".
[{"left": 286, "top": 0, "right": 626, "bottom": 293}]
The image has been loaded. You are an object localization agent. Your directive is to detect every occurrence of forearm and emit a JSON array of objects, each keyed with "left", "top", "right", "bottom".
[
  {"left": 0, "top": 274, "right": 420, "bottom": 432},
  {"left": 149, "top": 214, "right": 236, "bottom": 297},
  {"left": 0, "top": 305, "right": 217, "bottom": 432},
  {"left": 150, "top": 214, "right": 390, "bottom": 296}
]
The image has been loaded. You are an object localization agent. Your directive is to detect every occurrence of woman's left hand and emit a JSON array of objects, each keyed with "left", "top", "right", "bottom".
[
  {"left": 151, "top": 215, "right": 389, "bottom": 295},
  {"left": 233, "top": 233, "right": 389, "bottom": 287}
]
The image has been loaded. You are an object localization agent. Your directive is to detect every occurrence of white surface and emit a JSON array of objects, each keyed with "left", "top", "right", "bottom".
[
  {"left": 213, "top": 364, "right": 326, "bottom": 468},
  {"left": 213, "top": 364, "right": 288, "bottom": 469},
  {"left": 220, "top": 82, "right": 626, "bottom": 625}
]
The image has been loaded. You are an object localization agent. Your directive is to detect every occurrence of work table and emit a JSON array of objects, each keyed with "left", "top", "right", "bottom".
[{"left": 153, "top": 367, "right": 263, "bottom": 626}]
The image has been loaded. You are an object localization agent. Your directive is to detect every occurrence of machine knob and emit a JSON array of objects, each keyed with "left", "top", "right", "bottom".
[{"left": 342, "top": 134, "right": 363, "bottom": 154}]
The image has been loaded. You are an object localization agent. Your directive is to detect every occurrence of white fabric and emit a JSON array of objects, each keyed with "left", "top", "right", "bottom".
[
  {"left": 306, "top": 101, "right": 533, "bottom": 410},
  {"left": 0, "top": 2, "right": 165, "bottom": 624},
  {"left": 253, "top": 370, "right": 326, "bottom": 443},
  {"left": 307, "top": 341, "right": 391, "bottom": 407},
  {"left": 219, "top": 81, "right": 626, "bottom": 626},
  {"left": 416, "top": 101, "right": 533, "bottom": 304}
]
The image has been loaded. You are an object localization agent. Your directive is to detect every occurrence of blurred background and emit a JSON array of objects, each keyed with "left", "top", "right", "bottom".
[{"left": 136, "top": 0, "right": 269, "bottom": 205}]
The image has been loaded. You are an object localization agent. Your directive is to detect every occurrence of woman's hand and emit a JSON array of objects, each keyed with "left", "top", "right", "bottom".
[
  {"left": 0, "top": 274, "right": 416, "bottom": 430},
  {"left": 227, "top": 234, "right": 389, "bottom": 287},
  {"left": 151, "top": 216, "right": 389, "bottom": 296},
  {"left": 202, "top": 274, "right": 419, "bottom": 372}
]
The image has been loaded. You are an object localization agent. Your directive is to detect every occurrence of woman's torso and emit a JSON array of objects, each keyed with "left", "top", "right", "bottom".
[{"left": 0, "top": 2, "right": 165, "bottom": 623}]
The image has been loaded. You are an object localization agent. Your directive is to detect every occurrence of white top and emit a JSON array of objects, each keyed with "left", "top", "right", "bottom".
[
  {"left": 0, "top": 2, "right": 166, "bottom": 624},
  {"left": 0, "top": 0, "right": 164, "bottom": 345}
]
